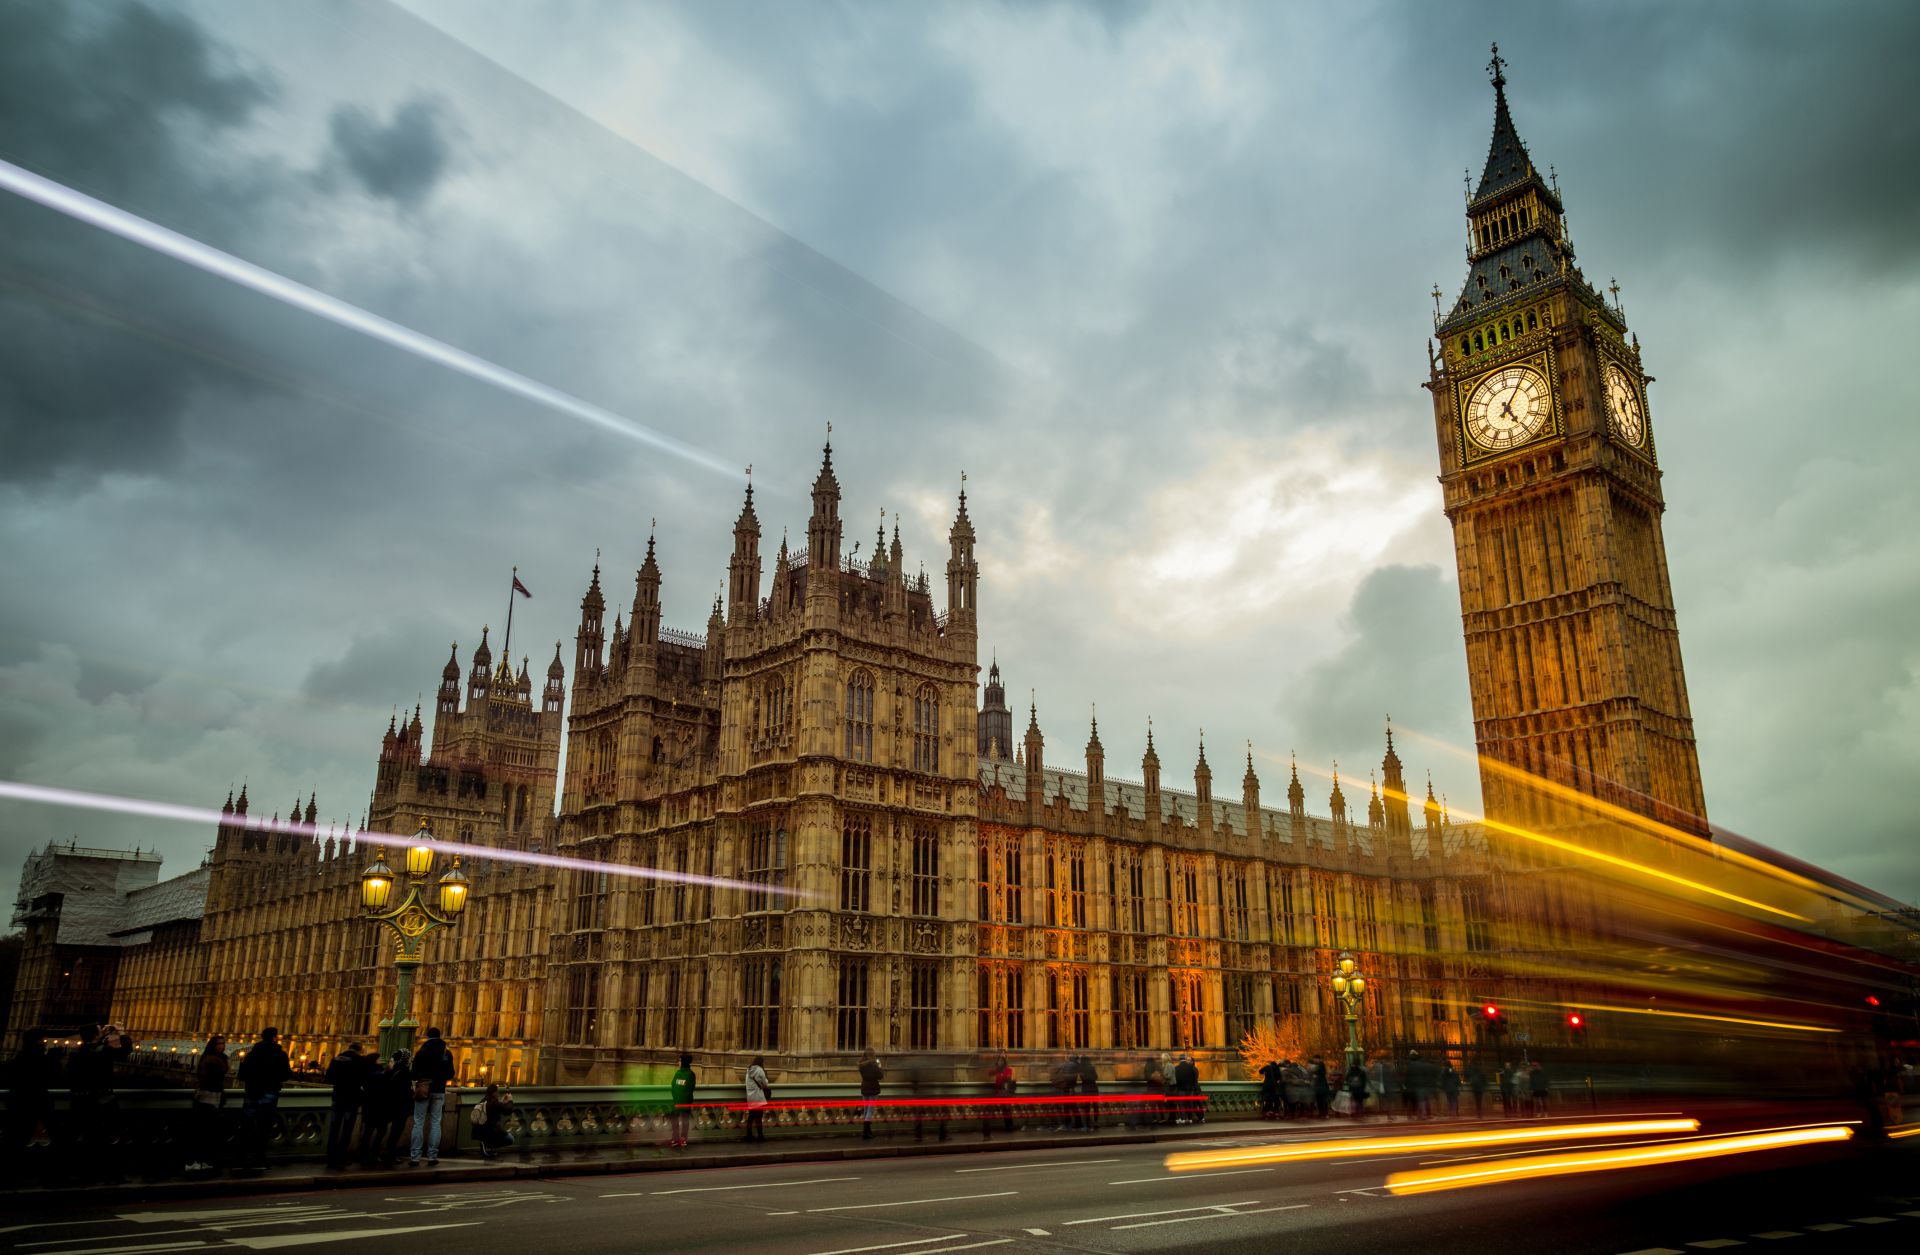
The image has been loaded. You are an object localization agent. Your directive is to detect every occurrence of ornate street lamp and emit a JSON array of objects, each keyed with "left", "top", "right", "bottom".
[
  {"left": 1330, "top": 951, "right": 1368, "bottom": 1073},
  {"left": 360, "top": 819, "right": 468, "bottom": 1057}
]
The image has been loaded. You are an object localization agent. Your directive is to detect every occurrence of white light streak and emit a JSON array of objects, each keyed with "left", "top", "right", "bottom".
[{"left": 0, "top": 158, "right": 739, "bottom": 479}]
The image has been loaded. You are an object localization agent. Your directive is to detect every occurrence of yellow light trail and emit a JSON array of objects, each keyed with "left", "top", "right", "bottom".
[
  {"left": 1383, "top": 1125, "right": 1853, "bottom": 1195},
  {"left": 1570, "top": 1001, "right": 1841, "bottom": 1035},
  {"left": 1888, "top": 1124, "right": 1920, "bottom": 1140},
  {"left": 1163, "top": 1119, "right": 1700, "bottom": 1173}
]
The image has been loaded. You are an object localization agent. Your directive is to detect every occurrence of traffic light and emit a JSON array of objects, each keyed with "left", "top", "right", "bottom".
[
  {"left": 1565, "top": 1011, "right": 1586, "bottom": 1034},
  {"left": 1482, "top": 1003, "right": 1501, "bottom": 1021}
]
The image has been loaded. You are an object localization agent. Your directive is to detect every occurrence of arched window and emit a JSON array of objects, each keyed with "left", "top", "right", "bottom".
[
  {"left": 1458, "top": 336, "right": 1469, "bottom": 356},
  {"left": 1473, "top": 331, "right": 1483, "bottom": 352},
  {"left": 1526, "top": 310, "right": 1538, "bottom": 331},
  {"left": 844, "top": 670, "right": 875, "bottom": 763},
  {"left": 765, "top": 678, "right": 788, "bottom": 737},
  {"left": 912, "top": 685, "right": 939, "bottom": 773}
]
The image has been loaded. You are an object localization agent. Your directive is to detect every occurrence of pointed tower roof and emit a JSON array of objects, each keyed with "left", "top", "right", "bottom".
[
  {"left": 812, "top": 440, "right": 840, "bottom": 495},
  {"left": 222, "top": 789, "right": 234, "bottom": 815},
  {"left": 442, "top": 643, "right": 460, "bottom": 683},
  {"left": 1329, "top": 763, "right": 1346, "bottom": 814},
  {"left": 1243, "top": 743, "right": 1259, "bottom": 787},
  {"left": 1469, "top": 44, "right": 1554, "bottom": 209},
  {"left": 473, "top": 624, "right": 492, "bottom": 669},
  {"left": 735, "top": 481, "right": 760, "bottom": 536},
  {"left": 548, "top": 640, "right": 565, "bottom": 678},
  {"left": 1086, "top": 707, "right": 1102, "bottom": 754},
  {"left": 1287, "top": 752, "right": 1304, "bottom": 807}
]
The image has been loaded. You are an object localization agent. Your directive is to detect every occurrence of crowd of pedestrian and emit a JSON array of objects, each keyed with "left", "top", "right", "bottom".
[{"left": 3, "top": 1022, "right": 486, "bottom": 1180}]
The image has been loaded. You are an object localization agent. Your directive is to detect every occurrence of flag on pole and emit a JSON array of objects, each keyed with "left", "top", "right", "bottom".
[{"left": 512, "top": 575, "right": 532, "bottom": 598}]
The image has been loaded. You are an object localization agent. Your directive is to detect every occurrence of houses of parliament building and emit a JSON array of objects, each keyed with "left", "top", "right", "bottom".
[{"left": 18, "top": 55, "right": 1894, "bottom": 1086}]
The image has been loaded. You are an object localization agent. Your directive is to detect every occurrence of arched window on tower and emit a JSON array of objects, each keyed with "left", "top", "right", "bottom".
[
  {"left": 912, "top": 684, "right": 939, "bottom": 773},
  {"left": 845, "top": 670, "right": 875, "bottom": 763}
]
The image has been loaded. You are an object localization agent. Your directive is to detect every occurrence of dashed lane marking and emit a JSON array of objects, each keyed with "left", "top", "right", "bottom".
[
  {"left": 1109, "top": 1204, "right": 1309, "bottom": 1231},
  {"left": 801, "top": 1192, "right": 1017, "bottom": 1215},
  {"left": 1062, "top": 1201, "right": 1260, "bottom": 1226},
  {"left": 1685, "top": 1241, "right": 1743, "bottom": 1250},
  {"left": 1749, "top": 1233, "right": 1801, "bottom": 1240},
  {"left": 1847, "top": 1216, "right": 1894, "bottom": 1224},
  {"left": 955, "top": 1159, "right": 1117, "bottom": 1173},
  {"left": 1107, "top": 1168, "right": 1272, "bottom": 1184},
  {"left": 603, "top": 1175, "right": 861, "bottom": 1197},
  {"left": 1802, "top": 1224, "right": 1849, "bottom": 1232},
  {"left": 1022, "top": 1230, "right": 1050, "bottom": 1236},
  {"left": 805, "top": 1236, "right": 968, "bottom": 1255}
]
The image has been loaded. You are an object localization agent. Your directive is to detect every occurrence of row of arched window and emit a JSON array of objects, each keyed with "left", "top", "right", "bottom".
[
  {"left": 1458, "top": 306, "right": 1544, "bottom": 358},
  {"left": 842, "top": 670, "right": 941, "bottom": 772}
]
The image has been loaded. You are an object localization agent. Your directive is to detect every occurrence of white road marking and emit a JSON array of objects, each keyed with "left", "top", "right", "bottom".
[
  {"left": 1023, "top": 1229, "right": 1050, "bottom": 1236},
  {"left": 1063, "top": 1201, "right": 1261, "bottom": 1226},
  {"left": 1802, "top": 1224, "right": 1849, "bottom": 1232},
  {"left": 604, "top": 1175, "right": 862, "bottom": 1197},
  {"left": 805, "top": 1236, "right": 969, "bottom": 1255},
  {"left": 1749, "top": 1234, "right": 1801, "bottom": 1241},
  {"left": 227, "top": 1222, "right": 482, "bottom": 1249},
  {"left": 1685, "top": 1241, "right": 1743, "bottom": 1250},
  {"left": 1848, "top": 1217, "right": 1894, "bottom": 1224},
  {"left": 917, "top": 1243, "right": 1011, "bottom": 1253},
  {"left": 121, "top": 1211, "right": 333, "bottom": 1226},
  {"left": 803, "top": 1192, "right": 1017, "bottom": 1215},
  {"left": 1107, "top": 1168, "right": 1272, "bottom": 1184},
  {"left": 955, "top": 1159, "right": 1117, "bottom": 1173},
  {"left": 1615, "top": 1248, "right": 1684, "bottom": 1255},
  {"left": 1110, "top": 1204, "right": 1309, "bottom": 1231}
]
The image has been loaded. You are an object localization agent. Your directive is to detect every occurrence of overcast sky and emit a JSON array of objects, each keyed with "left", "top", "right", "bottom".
[{"left": 3, "top": 0, "right": 1916, "bottom": 915}]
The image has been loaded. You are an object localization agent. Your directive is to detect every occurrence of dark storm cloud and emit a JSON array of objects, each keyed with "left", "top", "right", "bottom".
[
  {"left": 0, "top": 1, "right": 280, "bottom": 485},
  {"left": 326, "top": 96, "right": 459, "bottom": 208},
  {"left": 1294, "top": 564, "right": 1474, "bottom": 765},
  {"left": 300, "top": 616, "right": 468, "bottom": 708}
]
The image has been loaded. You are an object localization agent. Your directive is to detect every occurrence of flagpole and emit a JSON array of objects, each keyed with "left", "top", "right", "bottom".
[{"left": 503, "top": 566, "right": 517, "bottom": 665}]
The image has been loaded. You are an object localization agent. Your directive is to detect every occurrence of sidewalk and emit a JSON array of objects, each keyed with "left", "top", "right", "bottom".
[{"left": 3, "top": 1115, "right": 1387, "bottom": 1205}]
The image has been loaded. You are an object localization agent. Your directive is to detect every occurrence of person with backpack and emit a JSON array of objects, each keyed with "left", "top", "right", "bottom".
[
  {"left": 235, "top": 1027, "right": 291, "bottom": 1173},
  {"left": 668, "top": 1053, "right": 697, "bottom": 1148},
  {"left": 743, "top": 1056, "right": 771, "bottom": 1143},
  {"left": 409, "top": 1027, "right": 456, "bottom": 1167},
  {"left": 471, "top": 1083, "right": 515, "bottom": 1159}
]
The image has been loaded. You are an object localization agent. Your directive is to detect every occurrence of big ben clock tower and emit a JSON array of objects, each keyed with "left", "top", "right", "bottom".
[{"left": 1428, "top": 47, "right": 1709, "bottom": 837}]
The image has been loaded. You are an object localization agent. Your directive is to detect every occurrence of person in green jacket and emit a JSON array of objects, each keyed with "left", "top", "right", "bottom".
[{"left": 668, "top": 1054, "right": 696, "bottom": 1148}]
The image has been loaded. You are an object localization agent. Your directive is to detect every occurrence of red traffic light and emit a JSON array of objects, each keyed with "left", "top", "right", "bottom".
[
  {"left": 1866, "top": 995, "right": 1882, "bottom": 1008},
  {"left": 1566, "top": 1012, "right": 1585, "bottom": 1029},
  {"left": 1482, "top": 1003, "right": 1501, "bottom": 1020}
]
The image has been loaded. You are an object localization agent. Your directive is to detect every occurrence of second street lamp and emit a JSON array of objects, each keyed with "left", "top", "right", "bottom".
[
  {"left": 359, "top": 819, "right": 468, "bottom": 1058},
  {"left": 1330, "top": 951, "right": 1368, "bottom": 1073}
]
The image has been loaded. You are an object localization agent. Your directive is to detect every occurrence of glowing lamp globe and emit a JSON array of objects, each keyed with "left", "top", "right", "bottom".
[
  {"left": 437, "top": 858, "right": 470, "bottom": 918},
  {"left": 361, "top": 853, "right": 395, "bottom": 911}
]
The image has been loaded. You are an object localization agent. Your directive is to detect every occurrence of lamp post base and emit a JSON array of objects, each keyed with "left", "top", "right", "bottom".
[{"left": 378, "top": 1022, "right": 417, "bottom": 1060}]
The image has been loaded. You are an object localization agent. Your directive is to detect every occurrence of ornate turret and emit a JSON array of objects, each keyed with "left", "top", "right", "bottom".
[
  {"left": 978, "top": 654, "right": 1012, "bottom": 759},
  {"left": 729, "top": 482, "right": 762, "bottom": 625},
  {"left": 1367, "top": 771, "right": 1385, "bottom": 830},
  {"left": 437, "top": 643, "right": 460, "bottom": 715},
  {"left": 544, "top": 641, "right": 565, "bottom": 713},
  {"left": 469, "top": 626, "right": 493, "bottom": 702},
  {"left": 576, "top": 559, "right": 605, "bottom": 679},
  {"left": 1243, "top": 745, "right": 1262, "bottom": 841},
  {"left": 633, "top": 530, "right": 662, "bottom": 650},
  {"left": 1287, "top": 753, "right": 1305, "bottom": 843},
  {"left": 1328, "top": 764, "right": 1348, "bottom": 842},
  {"left": 1085, "top": 709, "right": 1106, "bottom": 831},
  {"left": 1424, "top": 771, "right": 1444, "bottom": 849},
  {"left": 1194, "top": 733, "right": 1213, "bottom": 839},
  {"left": 946, "top": 479, "right": 977, "bottom": 630},
  {"left": 1023, "top": 697, "right": 1044, "bottom": 822},
  {"left": 1381, "top": 719, "right": 1411, "bottom": 841},
  {"left": 806, "top": 441, "right": 842, "bottom": 570},
  {"left": 1143, "top": 719, "right": 1162, "bottom": 839}
]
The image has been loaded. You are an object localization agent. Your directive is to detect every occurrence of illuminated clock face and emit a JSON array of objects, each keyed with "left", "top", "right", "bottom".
[
  {"left": 1464, "top": 365, "right": 1551, "bottom": 452},
  {"left": 1606, "top": 363, "right": 1646, "bottom": 447}
]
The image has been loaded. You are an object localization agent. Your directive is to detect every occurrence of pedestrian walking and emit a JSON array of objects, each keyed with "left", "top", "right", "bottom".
[
  {"left": 909, "top": 1056, "right": 947, "bottom": 1142},
  {"left": 66, "top": 1023, "right": 134, "bottom": 1181},
  {"left": 1345, "top": 1060, "right": 1369, "bottom": 1117},
  {"left": 235, "top": 1027, "right": 290, "bottom": 1173},
  {"left": 743, "top": 1056, "right": 771, "bottom": 1143},
  {"left": 1528, "top": 1061, "right": 1551, "bottom": 1117},
  {"left": 361, "top": 1049, "right": 410, "bottom": 1167},
  {"left": 185, "top": 1035, "right": 229, "bottom": 1174},
  {"left": 1467, "top": 1063, "right": 1487, "bottom": 1117},
  {"left": 1143, "top": 1054, "right": 1168, "bottom": 1127},
  {"left": 1173, "top": 1054, "right": 1202, "bottom": 1123},
  {"left": 409, "top": 1027, "right": 456, "bottom": 1166},
  {"left": 1406, "top": 1051, "right": 1435, "bottom": 1119},
  {"left": 1441, "top": 1061, "right": 1461, "bottom": 1117},
  {"left": 323, "top": 1042, "right": 365, "bottom": 1169},
  {"left": 668, "top": 1052, "right": 696, "bottom": 1148},
  {"left": 1498, "top": 1063, "right": 1517, "bottom": 1116},
  {"left": 1311, "top": 1056, "right": 1331, "bottom": 1119},
  {"left": 858, "top": 1048, "right": 883, "bottom": 1139},
  {"left": 1076, "top": 1055, "right": 1100, "bottom": 1131},
  {"left": 1258, "top": 1058, "right": 1282, "bottom": 1119},
  {"left": 987, "top": 1055, "right": 1015, "bottom": 1137},
  {"left": 7, "top": 1029, "right": 58, "bottom": 1175},
  {"left": 472, "top": 1083, "right": 515, "bottom": 1158}
]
